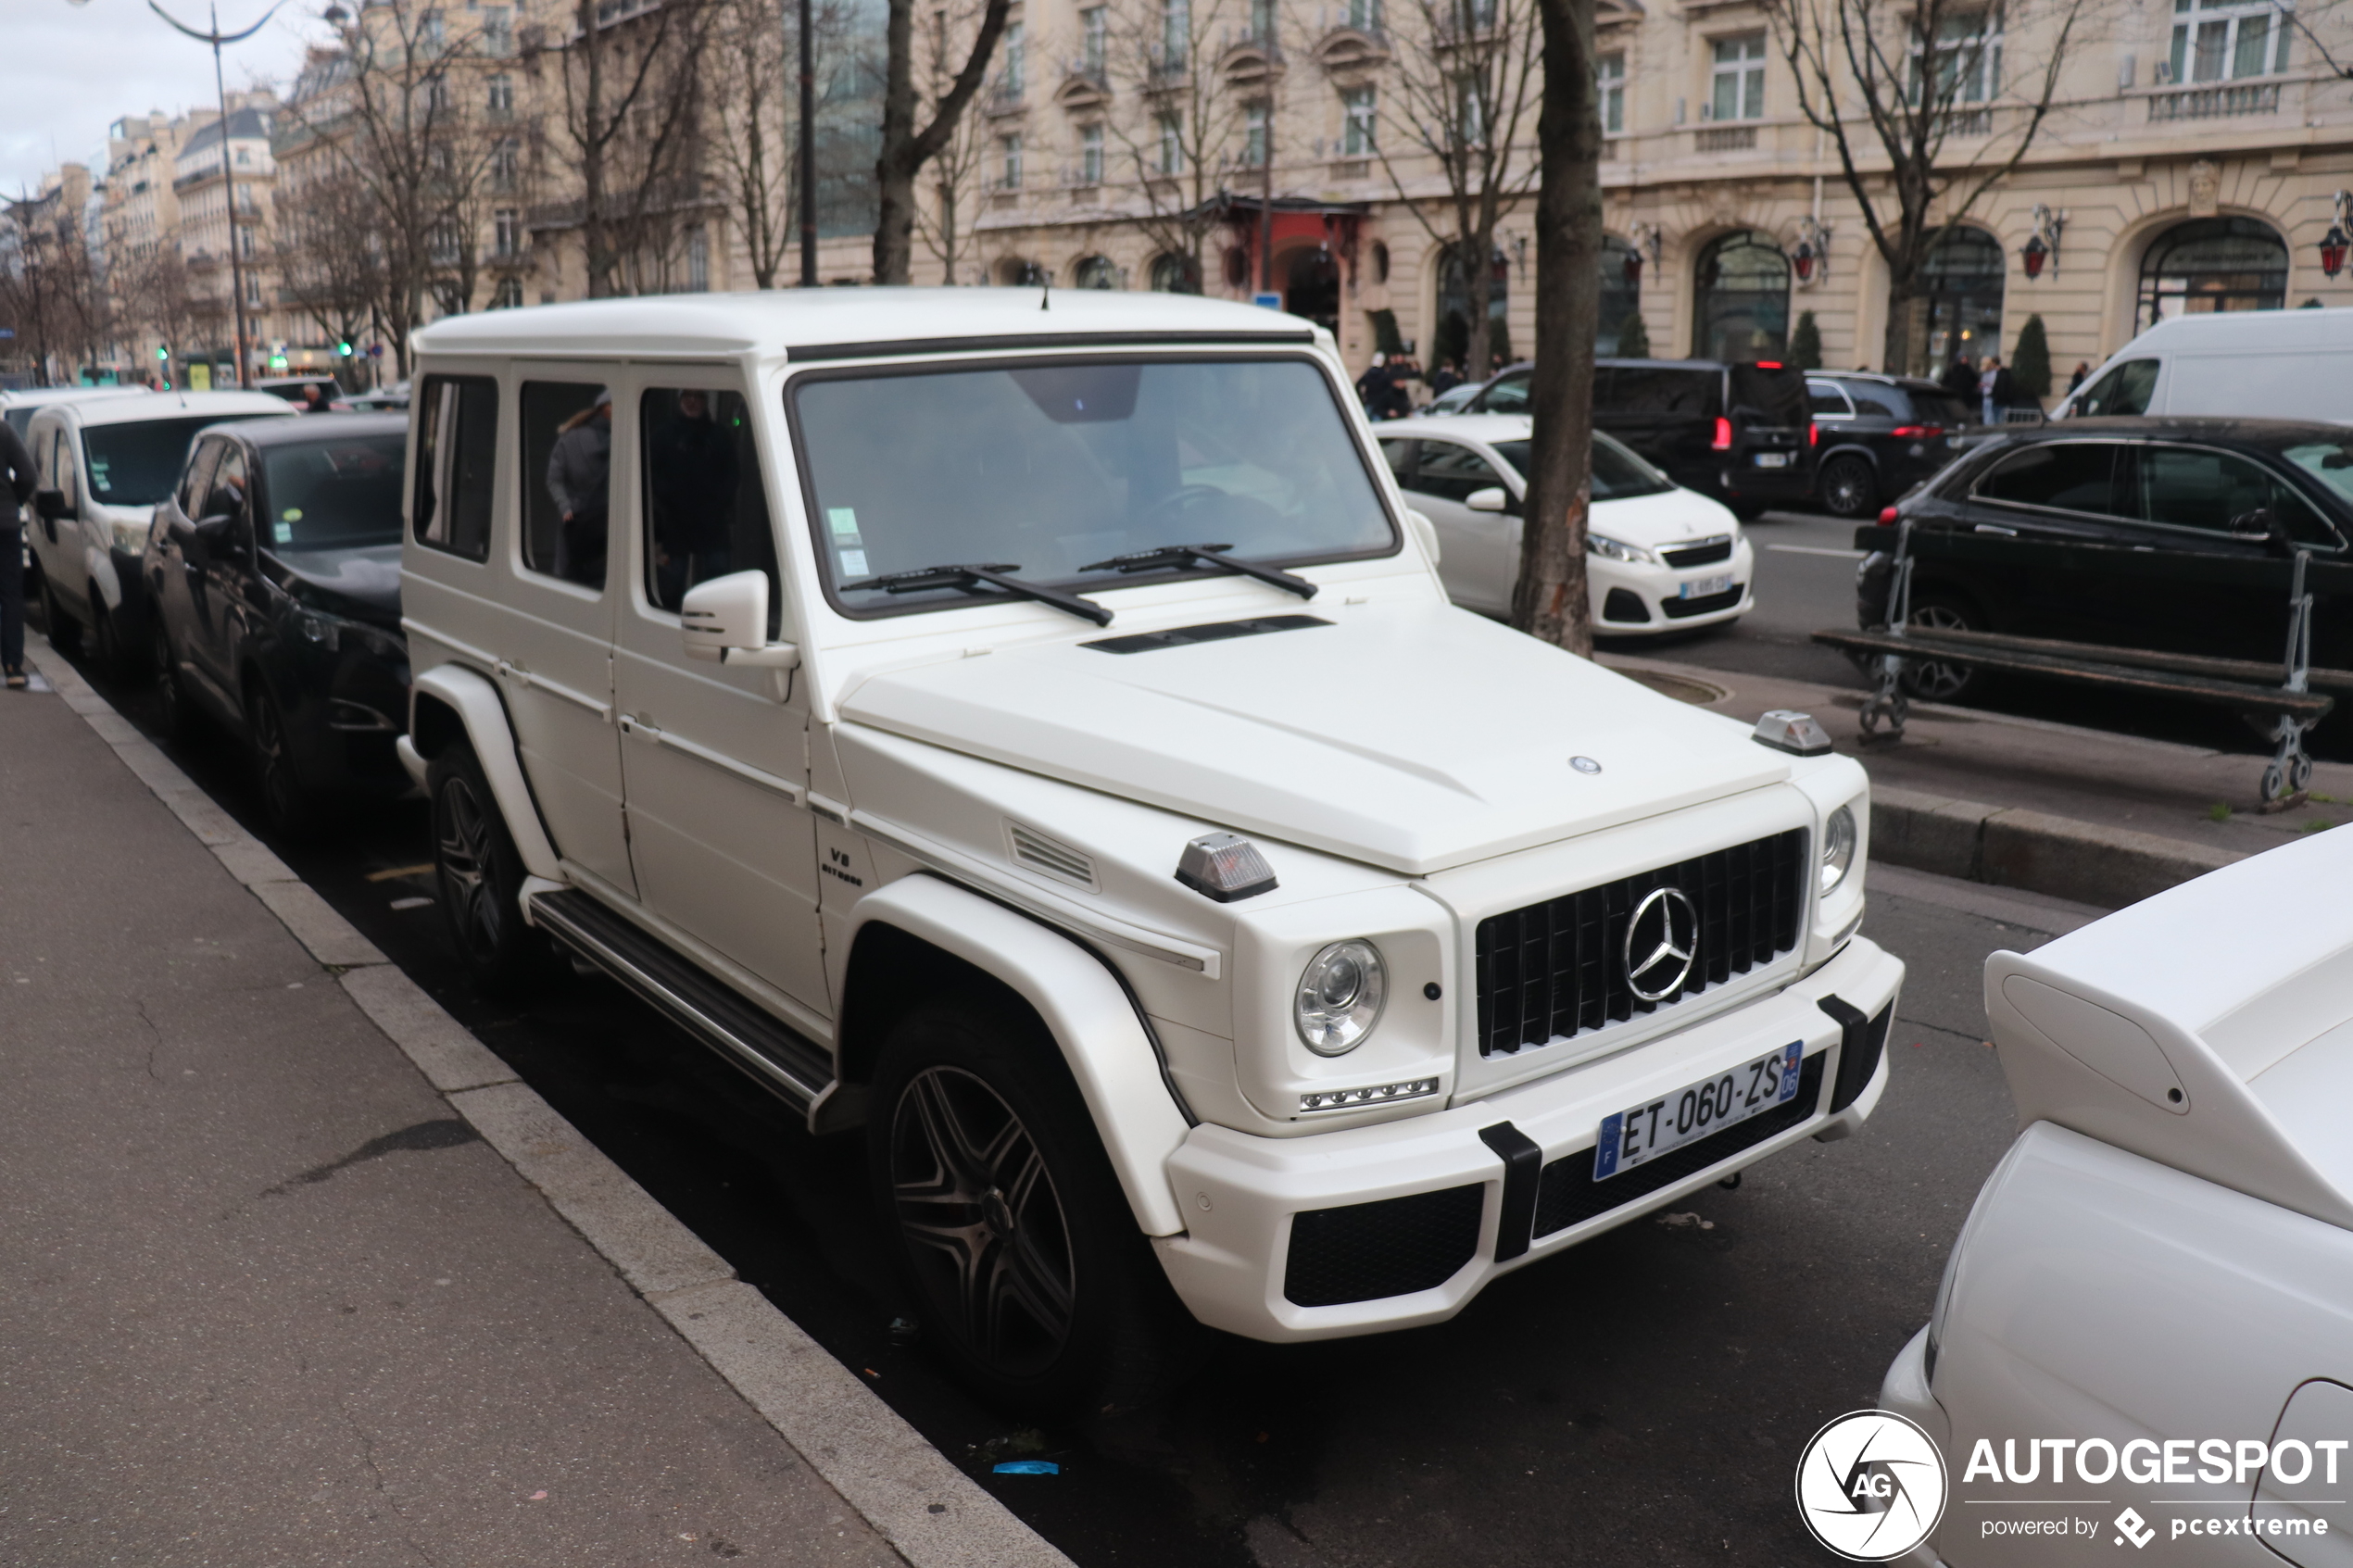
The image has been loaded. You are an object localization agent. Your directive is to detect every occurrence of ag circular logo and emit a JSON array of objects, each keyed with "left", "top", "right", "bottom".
[{"left": 1795, "top": 1410, "right": 1947, "bottom": 1562}]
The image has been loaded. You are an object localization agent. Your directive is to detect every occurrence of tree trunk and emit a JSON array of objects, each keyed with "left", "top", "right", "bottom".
[
  {"left": 1513, "top": 0, "right": 1600, "bottom": 657},
  {"left": 873, "top": 0, "right": 921, "bottom": 283},
  {"left": 1466, "top": 245, "right": 1493, "bottom": 381},
  {"left": 1881, "top": 283, "right": 1926, "bottom": 378}
]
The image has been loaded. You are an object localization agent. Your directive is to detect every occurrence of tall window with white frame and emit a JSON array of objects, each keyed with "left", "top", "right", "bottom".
[
  {"left": 494, "top": 207, "right": 520, "bottom": 257},
  {"left": 1346, "top": 0, "right": 1382, "bottom": 31},
  {"left": 1080, "top": 123, "right": 1105, "bottom": 184},
  {"left": 2171, "top": 0, "right": 2291, "bottom": 82},
  {"left": 1909, "top": 10, "right": 2001, "bottom": 104},
  {"left": 1000, "top": 132, "right": 1024, "bottom": 189},
  {"left": 1245, "top": 101, "right": 1269, "bottom": 165},
  {"left": 487, "top": 73, "right": 513, "bottom": 117},
  {"left": 1002, "top": 20, "right": 1026, "bottom": 94},
  {"left": 1081, "top": 6, "right": 1107, "bottom": 75},
  {"left": 1598, "top": 51, "right": 1626, "bottom": 134},
  {"left": 1160, "top": 0, "right": 1189, "bottom": 69},
  {"left": 1156, "top": 111, "right": 1184, "bottom": 174},
  {"left": 686, "top": 226, "right": 709, "bottom": 291},
  {"left": 1709, "top": 33, "right": 1766, "bottom": 120},
  {"left": 1341, "top": 84, "right": 1377, "bottom": 156}
]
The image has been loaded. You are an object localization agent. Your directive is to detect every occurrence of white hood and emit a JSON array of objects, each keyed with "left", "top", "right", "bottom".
[{"left": 838, "top": 600, "right": 1789, "bottom": 875}]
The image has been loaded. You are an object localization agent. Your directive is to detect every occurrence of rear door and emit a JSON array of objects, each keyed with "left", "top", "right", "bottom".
[{"left": 1600, "top": 364, "right": 1717, "bottom": 490}]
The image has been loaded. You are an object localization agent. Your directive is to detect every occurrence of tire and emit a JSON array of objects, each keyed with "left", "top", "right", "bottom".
[
  {"left": 39, "top": 578, "right": 81, "bottom": 656},
  {"left": 246, "top": 679, "right": 320, "bottom": 838},
  {"left": 90, "top": 593, "right": 141, "bottom": 681},
  {"left": 869, "top": 1002, "right": 1195, "bottom": 1419},
  {"left": 151, "top": 619, "right": 200, "bottom": 745},
  {"left": 428, "top": 738, "right": 549, "bottom": 996},
  {"left": 1818, "top": 455, "right": 1879, "bottom": 519},
  {"left": 1897, "top": 595, "right": 1982, "bottom": 702}
]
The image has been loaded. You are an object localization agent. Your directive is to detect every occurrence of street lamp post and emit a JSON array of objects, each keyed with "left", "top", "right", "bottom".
[{"left": 148, "top": 0, "right": 282, "bottom": 389}]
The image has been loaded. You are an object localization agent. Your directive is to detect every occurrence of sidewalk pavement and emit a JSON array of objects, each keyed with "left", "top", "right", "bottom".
[
  {"left": 1598, "top": 648, "right": 2353, "bottom": 908},
  {"left": 0, "top": 642, "right": 1066, "bottom": 1568}
]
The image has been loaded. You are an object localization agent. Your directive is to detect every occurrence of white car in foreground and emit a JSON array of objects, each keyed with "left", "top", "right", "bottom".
[
  {"left": 1880, "top": 828, "right": 2353, "bottom": 1564},
  {"left": 1375, "top": 412, "right": 1755, "bottom": 632}
]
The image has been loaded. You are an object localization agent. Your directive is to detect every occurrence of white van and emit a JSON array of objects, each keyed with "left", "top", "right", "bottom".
[
  {"left": 2057, "top": 307, "right": 2353, "bottom": 421},
  {"left": 396, "top": 290, "right": 1903, "bottom": 1413}
]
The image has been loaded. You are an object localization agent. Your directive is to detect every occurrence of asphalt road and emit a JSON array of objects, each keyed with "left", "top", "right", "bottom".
[{"left": 44, "top": 623, "right": 2104, "bottom": 1568}]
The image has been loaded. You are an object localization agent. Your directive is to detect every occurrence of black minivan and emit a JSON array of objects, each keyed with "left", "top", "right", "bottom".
[{"left": 1466, "top": 358, "right": 1816, "bottom": 518}]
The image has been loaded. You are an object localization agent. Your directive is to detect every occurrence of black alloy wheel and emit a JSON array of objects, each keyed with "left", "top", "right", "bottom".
[
  {"left": 247, "top": 682, "right": 318, "bottom": 837},
  {"left": 1899, "top": 596, "right": 1982, "bottom": 702},
  {"left": 427, "top": 740, "right": 547, "bottom": 995},
  {"left": 869, "top": 1005, "right": 1196, "bottom": 1417},
  {"left": 1819, "top": 455, "right": 1879, "bottom": 519}
]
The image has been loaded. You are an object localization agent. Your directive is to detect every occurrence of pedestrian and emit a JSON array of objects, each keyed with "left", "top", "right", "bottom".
[
  {"left": 1978, "top": 355, "right": 2014, "bottom": 425},
  {"left": 1940, "top": 354, "right": 1977, "bottom": 401},
  {"left": 0, "top": 413, "right": 35, "bottom": 689},
  {"left": 297, "top": 383, "right": 331, "bottom": 414},
  {"left": 1428, "top": 359, "right": 1463, "bottom": 398},
  {"left": 2069, "top": 361, "right": 2091, "bottom": 394},
  {"left": 547, "top": 388, "right": 613, "bottom": 585},
  {"left": 1355, "top": 352, "right": 1395, "bottom": 420}
]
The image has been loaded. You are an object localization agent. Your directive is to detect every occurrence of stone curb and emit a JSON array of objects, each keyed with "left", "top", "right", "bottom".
[
  {"left": 1870, "top": 783, "right": 2249, "bottom": 909},
  {"left": 21, "top": 635, "right": 1072, "bottom": 1568}
]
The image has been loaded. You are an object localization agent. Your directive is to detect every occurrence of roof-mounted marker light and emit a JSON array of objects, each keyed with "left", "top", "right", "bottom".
[
  {"left": 1753, "top": 709, "right": 1834, "bottom": 757},
  {"left": 1176, "top": 832, "right": 1278, "bottom": 902}
]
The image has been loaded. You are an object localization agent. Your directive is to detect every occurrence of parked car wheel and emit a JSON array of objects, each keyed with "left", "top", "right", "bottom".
[
  {"left": 1818, "top": 455, "right": 1879, "bottom": 519},
  {"left": 870, "top": 1003, "right": 1193, "bottom": 1418},
  {"left": 1899, "top": 596, "right": 1983, "bottom": 702},
  {"left": 39, "top": 579, "right": 81, "bottom": 656},
  {"left": 151, "top": 621, "right": 199, "bottom": 744},
  {"left": 428, "top": 740, "right": 548, "bottom": 996},
  {"left": 247, "top": 681, "right": 319, "bottom": 838}
]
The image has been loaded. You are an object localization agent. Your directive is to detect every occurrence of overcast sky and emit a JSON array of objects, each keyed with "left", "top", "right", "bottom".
[{"left": 2, "top": 0, "right": 326, "bottom": 196}]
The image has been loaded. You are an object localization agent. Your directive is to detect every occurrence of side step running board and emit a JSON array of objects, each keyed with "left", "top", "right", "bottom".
[{"left": 529, "top": 888, "right": 834, "bottom": 1111}]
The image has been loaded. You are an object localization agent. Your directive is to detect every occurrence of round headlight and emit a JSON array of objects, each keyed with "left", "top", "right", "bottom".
[
  {"left": 1820, "top": 804, "right": 1858, "bottom": 895},
  {"left": 1295, "top": 939, "right": 1387, "bottom": 1056}
]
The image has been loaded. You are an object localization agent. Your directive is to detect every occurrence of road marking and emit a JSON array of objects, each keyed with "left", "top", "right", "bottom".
[
  {"left": 366, "top": 862, "right": 435, "bottom": 882},
  {"left": 1767, "top": 544, "right": 1866, "bottom": 558}
]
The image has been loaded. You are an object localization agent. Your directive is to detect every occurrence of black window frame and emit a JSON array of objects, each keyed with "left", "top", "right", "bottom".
[
  {"left": 411, "top": 372, "right": 499, "bottom": 563},
  {"left": 1968, "top": 437, "right": 2132, "bottom": 521}
]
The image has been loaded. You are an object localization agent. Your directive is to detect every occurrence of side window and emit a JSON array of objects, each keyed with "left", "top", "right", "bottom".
[
  {"left": 1847, "top": 388, "right": 1900, "bottom": 419},
  {"left": 54, "top": 431, "right": 78, "bottom": 508},
  {"left": 1409, "top": 440, "right": 1511, "bottom": 504},
  {"left": 414, "top": 374, "right": 497, "bottom": 561},
  {"left": 1610, "top": 367, "right": 1718, "bottom": 414},
  {"left": 2135, "top": 445, "right": 2286, "bottom": 534},
  {"left": 2074, "top": 359, "right": 2158, "bottom": 418},
  {"left": 208, "top": 445, "right": 252, "bottom": 538},
  {"left": 1974, "top": 442, "right": 2122, "bottom": 515},
  {"left": 1378, "top": 438, "right": 1417, "bottom": 483},
  {"left": 1478, "top": 373, "right": 1530, "bottom": 414},
  {"left": 639, "top": 386, "right": 779, "bottom": 630},
  {"left": 522, "top": 382, "right": 610, "bottom": 588},
  {"left": 1807, "top": 382, "right": 1854, "bottom": 419},
  {"left": 179, "top": 438, "right": 224, "bottom": 518}
]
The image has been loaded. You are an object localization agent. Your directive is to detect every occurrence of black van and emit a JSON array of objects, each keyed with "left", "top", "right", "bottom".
[{"left": 1466, "top": 358, "right": 1816, "bottom": 518}]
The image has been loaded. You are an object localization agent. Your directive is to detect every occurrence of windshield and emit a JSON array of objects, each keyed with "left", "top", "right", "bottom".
[
  {"left": 1490, "top": 433, "right": 1675, "bottom": 499},
  {"left": 792, "top": 358, "right": 1394, "bottom": 612},
  {"left": 259, "top": 432, "right": 408, "bottom": 549},
  {"left": 83, "top": 414, "right": 283, "bottom": 507}
]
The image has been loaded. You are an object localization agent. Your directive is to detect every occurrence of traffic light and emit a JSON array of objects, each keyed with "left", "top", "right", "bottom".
[
  {"left": 157, "top": 345, "right": 170, "bottom": 360},
  {"left": 337, "top": 340, "right": 353, "bottom": 357}
]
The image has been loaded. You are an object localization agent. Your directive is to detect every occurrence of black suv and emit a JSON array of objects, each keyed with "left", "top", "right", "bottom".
[
  {"left": 1466, "top": 358, "right": 1816, "bottom": 519},
  {"left": 145, "top": 412, "right": 411, "bottom": 831},
  {"left": 1858, "top": 417, "right": 2353, "bottom": 699},
  {"left": 1806, "top": 372, "right": 1974, "bottom": 519}
]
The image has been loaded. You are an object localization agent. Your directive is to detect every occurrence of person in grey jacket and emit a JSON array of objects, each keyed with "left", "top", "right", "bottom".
[
  {"left": 0, "top": 417, "right": 37, "bottom": 689},
  {"left": 547, "top": 388, "right": 612, "bottom": 585}
]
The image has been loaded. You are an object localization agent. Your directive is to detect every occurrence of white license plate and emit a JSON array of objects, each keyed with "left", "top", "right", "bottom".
[
  {"left": 1679, "top": 574, "right": 1734, "bottom": 599},
  {"left": 1592, "top": 1041, "right": 1804, "bottom": 1181},
  {"left": 1753, "top": 452, "right": 1791, "bottom": 468}
]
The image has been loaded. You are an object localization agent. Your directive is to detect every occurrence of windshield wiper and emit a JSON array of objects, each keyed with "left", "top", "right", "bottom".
[
  {"left": 842, "top": 561, "right": 1113, "bottom": 627},
  {"left": 1077, "top": 542, "right": 1318, "bottom": 600}
]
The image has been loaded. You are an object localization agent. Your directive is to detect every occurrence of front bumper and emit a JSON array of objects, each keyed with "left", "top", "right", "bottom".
[{"left": 1155, "top": 935, "right": 1903, "bottom": 1342}]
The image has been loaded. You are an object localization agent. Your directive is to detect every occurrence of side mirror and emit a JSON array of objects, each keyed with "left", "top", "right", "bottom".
[
  {"left": 1465, "top": 485, "right": 1512, "bottom": 514},
  {"left": 192, "top": 513, "right": 237, "bottom": 552},
  {"left": 33, "top": 488, "right": 69, "bottom": 521},
  {"left": 681, "top": 570, "right": 799, "bottom": 669}
]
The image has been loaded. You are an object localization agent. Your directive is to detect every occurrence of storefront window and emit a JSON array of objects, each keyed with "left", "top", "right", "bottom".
[
  {"left": 1921, "top": 227, "right": 2005, "bottom": 373},
  {"left": 2137, "top": 217, "right": 2286, "bottom": 330},
  {"left": 1693, "top": 230, "right": 1789, "bottom": 359}
]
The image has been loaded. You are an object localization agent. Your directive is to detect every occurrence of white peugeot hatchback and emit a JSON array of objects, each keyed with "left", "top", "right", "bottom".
[
  {"left": 396, "top": 290, "right": 1901, "bottom": 1413},
  {"left": 1374, "top": 412, "right": 1755, "bottom": 631}
]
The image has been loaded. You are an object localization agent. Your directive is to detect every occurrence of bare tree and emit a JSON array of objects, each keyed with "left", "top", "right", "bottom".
[
  {"left": 274, "top": 156, "right": 381, "bottom": 367},
  {"left": 874, "top": 0, "right": 1013, "bottom": 282},
  {"left": 1765, "top": 0, "right": 2087, "bottom": 373},
  {"left": 1101, "top": 0, "right": 1249, "bottom": 287},
  {"left": 1512, "top": 0, "right": 1601, "bottom": 655},
  {"left": 111, "top": 244, "right": 202, "bottom": 376},
  {"left": 913, "top": 0, "right": 999, "bottom": 284},
  {"left": 1, "top": 185, "right": 110, "bottom": 383},
  {"left": 1376, "top": 0, "right": 1541, "bottom": 380},
  {"left": 544, "top": 0, "right": 720, "bottom": 297}
]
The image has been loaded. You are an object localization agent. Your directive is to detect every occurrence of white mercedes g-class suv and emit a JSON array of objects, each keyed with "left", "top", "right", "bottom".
[{"left": 396, "top": 290, "right": 1903, "bottom": 1412}]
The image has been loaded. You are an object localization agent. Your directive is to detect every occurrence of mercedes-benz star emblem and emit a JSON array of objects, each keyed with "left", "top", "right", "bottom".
[{"left": 1622, "top": 885, "right": 1699, "bottom": 1002}]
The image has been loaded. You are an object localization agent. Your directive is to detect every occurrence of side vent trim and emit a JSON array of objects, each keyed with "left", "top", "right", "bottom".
[{"left": 1007, "top": 821, "right": 1100, "bottom": 892}]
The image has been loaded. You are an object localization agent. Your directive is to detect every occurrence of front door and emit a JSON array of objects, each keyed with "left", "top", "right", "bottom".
[
  {"left": 611, "top": 379, "right": 826, "bottom": 1014},
  {"left": 492, "top": 370, "right": 634, "bottom": 894},
  {"left": 1399, "top": 436, "right": 1519, "bottom": 615},
  {"left": 189, "top": 440, "right": 258, "bottom": 707}
]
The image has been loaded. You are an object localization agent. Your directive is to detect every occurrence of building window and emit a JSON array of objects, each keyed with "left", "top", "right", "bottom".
[
  {"left": 1693, "top": 229, "right": 1789, "bottom": 358},
  {"left": 421, "top": 7, "right": 445, "bottom": 49},
  {"left": 487, "top": 74, "right": 514, "bottom": 116},
  {"left": 1000, "top": 132, "right": 1024, "bottom": 189},
  {"left": 494, "top": 207, "right": 521, "bottom": 257},
  {"left": 491, "top": 138, "right": 520, "bottom": 189},
  {"left": 1156, "top": 112, "right": 1184, "bottom": 174},
  {"left": 1080, "top": 123, "right": 1105, "bottom": 184},
  {"left": 1920, "top": 227, "right": 2006, "bottom": 370},
  {"left": 484, "top": 6, "right": 513, "bottom": 55},
  {"left": 1340, "top": 86, "right": 1378, "bottom": 156},
  {"left": 1598, "top": 51, "right": 1626, "bottom": 134},
  {"left": 1002, "top": 21, "right": 1026, "bottom": 94},
  {"left": 686, "top": 226, "right": 710, "bottom": 290},
  {"left": 1075, "top": 255, "right": 1119, "bottom": 288},
  {"left": 1709, "top": 33, "right": 1766, "bottom": 121},
  {"left": 1160, "top": 0, "right": 1189, "bottom": 62},
  {"left": 1151, "top": 252, "right": 1202, "bottom": 292},
  {"left": 1346, "top": 0, "right": 1383, "bottom": 31},
  {"left": 1081, "top": 6, "right": 1107, "bottom": 75},
  {"left": 1251, "top": 0, "right": 1277, "bottom": 41},
  {"left": 2171, "top": 0, "right": 2290, "bottom": 82},
  {"left": 238, "top": 226, "right": 256, "bottom": 258},
  {"left": 491, "top": 277, "right": 523, "bottom": 309},
  {"left": 1245, "top": 101, "right": 1269, "bottom": 166},
  {"left": 245, "top": 273, "right": 262, "bottom": 306},
  {"left": 1910, "top": 10, "right": 2001, "bottom": 105},
  {"left": 2137, "top": 216, "right": 2287, "bottom": 329},
  {"left": 429, "top": 221, "right": 459, "bottom": 265}
]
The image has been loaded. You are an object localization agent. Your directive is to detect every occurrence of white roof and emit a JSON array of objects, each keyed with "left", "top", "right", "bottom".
[
  {"left": 2126, "top": 306, "right": 2353, "bottom": 354},
  {"left": 59, "top": 390, "right": 296, "bottom": 427},
  {"left": 412, "top": 288, "right": 1323, "bottom": 360},
  {"left": 1374, "top": 412, "right": 1533, "bottom": 443},
  {"left": 0, "top": 386, "right": 152, "bottom": 408}
]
